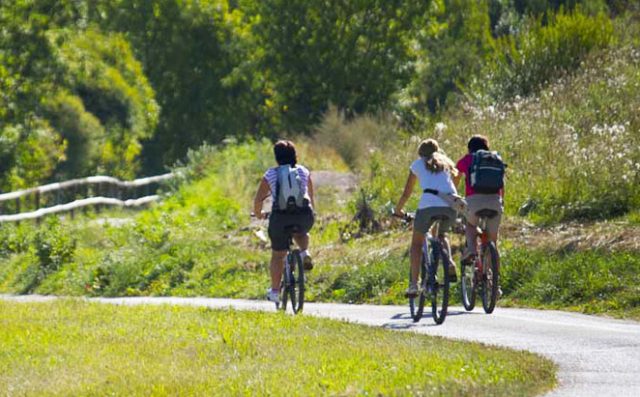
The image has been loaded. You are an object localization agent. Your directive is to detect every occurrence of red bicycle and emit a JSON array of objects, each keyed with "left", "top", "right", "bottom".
[{"left": 460, "top": 209, "right": 500, "bottom": 314}]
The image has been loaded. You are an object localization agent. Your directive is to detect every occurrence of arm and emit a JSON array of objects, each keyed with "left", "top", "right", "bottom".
[
  {"left": 453, "top": 172, "right": 462, "bottom": 187},
  {"left": 253, "top": 178, "right": 271, "bottom": 218},
  {"left": 394, "top": 171, "right": 417, "bottom": 215},
  {"left": 307, "top": 175, "right": 315, "bottom": 209}
]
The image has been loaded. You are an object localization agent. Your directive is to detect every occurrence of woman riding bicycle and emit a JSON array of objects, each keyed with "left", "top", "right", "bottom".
[
  {"left": 394, "top": 139, "right": 459, "bottom": 297},
  {"left": 454, "top": 135, "right": 504, "bottom": 266},
  {"left": 252, "top": 140, "right": 315, "bottom": 304}
]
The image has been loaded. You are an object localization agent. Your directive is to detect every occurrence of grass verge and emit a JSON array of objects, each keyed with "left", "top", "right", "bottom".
[{"left": 0, "top": 300, "right": 555, "bottom": 396}]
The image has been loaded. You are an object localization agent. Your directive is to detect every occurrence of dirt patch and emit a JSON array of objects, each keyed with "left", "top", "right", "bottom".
[{"left": 311, "top": 171, "right": 358, "bottom": 192}]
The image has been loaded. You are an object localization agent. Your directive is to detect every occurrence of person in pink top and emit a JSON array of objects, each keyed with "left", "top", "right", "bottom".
[{"left": 454, "top": 135, "right": 504, "bottom": 263}]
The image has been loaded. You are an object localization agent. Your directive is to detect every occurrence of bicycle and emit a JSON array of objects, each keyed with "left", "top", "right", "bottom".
[
  {"left": 395, "top": 212, "right": 451, "bottom": 325},
  {"left": 253, "top": 212, "right": 305, "bottom": 314},
  {"left": 460, "top": 209, "right": 500, "bottom": 314},
  {"left": 278, "top": 224, "right": 305, "bottom": 314}
]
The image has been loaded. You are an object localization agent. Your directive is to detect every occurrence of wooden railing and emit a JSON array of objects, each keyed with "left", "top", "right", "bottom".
[{"left": 0, "top": 173, "right": 174, "bottom": 223}]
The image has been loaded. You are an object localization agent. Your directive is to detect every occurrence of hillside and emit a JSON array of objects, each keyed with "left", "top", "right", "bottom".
[{"left": 0, "top": 2, "right": 639, "bottom": 320}]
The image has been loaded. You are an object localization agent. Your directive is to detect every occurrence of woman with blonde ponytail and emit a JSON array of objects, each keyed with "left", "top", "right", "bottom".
[{"left": 394, "top": 139, "right": 459, "bottom": 297}]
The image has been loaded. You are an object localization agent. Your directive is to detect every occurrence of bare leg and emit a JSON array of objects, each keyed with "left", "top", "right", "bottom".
[
  {"left": 410, "top": 230, "right": 425, "bottom": 285},
  {"left": 292, "top": 233, "right": 309, "bottom": 251},
  {"left": 270, "top": 250, "right": 287, "bottom": 290},
  {"left": 465, "top": 222, "right": 479, "bottom": 258}
]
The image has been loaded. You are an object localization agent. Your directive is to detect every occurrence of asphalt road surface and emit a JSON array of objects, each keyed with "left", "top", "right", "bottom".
[{"left": 3, "top": 295, "right": 640, "bottom": 396}]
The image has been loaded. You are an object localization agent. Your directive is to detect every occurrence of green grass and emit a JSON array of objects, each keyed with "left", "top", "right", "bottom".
[
  {"left": 500, "top": 249, "right": 640, "bottom": 319},
  {"left": 0, "top": 300, "right": 556, "bottom": 396}
]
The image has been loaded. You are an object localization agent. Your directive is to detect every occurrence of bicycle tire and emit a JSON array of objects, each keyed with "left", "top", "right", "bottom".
[
  {"left": 279, "top": 262, "right": 290, "bottom": 312},
  {"left": 481, "top": 242, "right": 500, "bottom": 314},
  {"left": 409, "top": 254, "right": 427, "bottom": 322},
  {"left": 460, "top": 257, "right": 476, "bottom": 311},
  {"left": 430, "top": 240, "right": 449, "bottom": 325},
  {"left": 289, "top": 250, "right": 305, "bottom": 314}
]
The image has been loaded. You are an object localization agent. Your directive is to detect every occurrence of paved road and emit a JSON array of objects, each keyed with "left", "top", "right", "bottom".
[{"left": 3, "top": 295, "right": 640, "bottom": 396}]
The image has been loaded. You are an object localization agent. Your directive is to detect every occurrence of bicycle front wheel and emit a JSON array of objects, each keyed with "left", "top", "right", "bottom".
[
  {"left": 289, "top": 250, "right": 305, "bottom": 314},
  {"left": 481, "top": 242, "right": 500, "bottom": 314},
  {"left": 430, "top": 241, "right": 449, "bottom": 325}
]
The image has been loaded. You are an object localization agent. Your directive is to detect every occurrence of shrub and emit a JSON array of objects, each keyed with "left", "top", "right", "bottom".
[{"left": 479, "top": 9, "right": 614, "bottom": 101}]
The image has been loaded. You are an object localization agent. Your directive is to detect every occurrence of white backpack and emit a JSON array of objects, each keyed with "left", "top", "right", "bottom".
[{"left": 275, "top": 165, "right": 307, "bottom": 212}]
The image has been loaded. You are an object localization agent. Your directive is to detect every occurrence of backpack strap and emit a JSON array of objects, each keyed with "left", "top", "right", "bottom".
[{"left": 423, "top": 188, "right": 439, "bottom": 195}]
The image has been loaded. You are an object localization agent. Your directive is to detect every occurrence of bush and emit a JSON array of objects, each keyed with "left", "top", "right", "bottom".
[
  {"left": 501, "top": 248, "right": 640, "bottom": 315},
  {"left": 17, "top": 218, "right": 76, "bottom": 294},
  {"left": 479, "top": 9, "right": 614, "bottom": 101}
]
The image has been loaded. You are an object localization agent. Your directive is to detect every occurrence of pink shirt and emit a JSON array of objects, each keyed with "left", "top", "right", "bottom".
[{"left": 456, "top": 154, "right": 503, "bottom": 197}]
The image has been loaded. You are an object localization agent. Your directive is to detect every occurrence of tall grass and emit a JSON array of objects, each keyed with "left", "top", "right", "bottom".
[{"left": 315, "top": 38, "right": 640, "bottom": 224}]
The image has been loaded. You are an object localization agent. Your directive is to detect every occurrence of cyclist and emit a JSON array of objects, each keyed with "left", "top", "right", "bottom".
[
  {"left": 394, "top": 139, "right": 459, "bottom": 297},
  {"left": 252, "top": 140, "right": 315, "bottom": 304},
  {"left": 454, "top": 135, "right": 504, "bottom": 266}
]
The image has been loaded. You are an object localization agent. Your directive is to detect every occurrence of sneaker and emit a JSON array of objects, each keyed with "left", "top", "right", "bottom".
[
  {"left": 266, "top": 289, "right": 280, "bottom": 304},
  {"left": 302, "top": 254, "right": 314, "bottom": 271},
  {"left": 448, "top": 262, "right": 458, "bottom": 283},
  {"left": 405, "top": 284, "right": 419, "bottom": 297}
]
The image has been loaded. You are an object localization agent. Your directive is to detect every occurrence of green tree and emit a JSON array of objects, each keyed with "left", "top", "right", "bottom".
[
  {"left": 88, "top": 0, "right": 260, "bottom": 172},
  {"left": 245, "top": 0, "right": 430, "bottom": 133},
  {"left": 396, "top": 0, "right": 494, "bottom": 124}
]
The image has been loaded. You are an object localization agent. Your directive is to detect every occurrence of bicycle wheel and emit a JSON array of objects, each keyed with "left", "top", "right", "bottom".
[
  {"left": 430, "top": 240, "right": 449, "bottom": 325},
  {"left": 460, "top": 257, "right": 477, "bottom": 311},
  {"left": 409, "top": 254, "right": 427, "bottom": 322},
  {"left": 289, "top": 250, "right": 305, "bottom": 314},
  {"left": 481, "top": 242, "right": 500, "bottom": 314},
  {"left": 279, "top": 260, "right": 291, "bottom": 312}
]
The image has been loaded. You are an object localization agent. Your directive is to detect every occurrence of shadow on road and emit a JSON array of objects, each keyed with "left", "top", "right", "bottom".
[{"left": 382, "top": 310, "right": 480, "bottom": 329}]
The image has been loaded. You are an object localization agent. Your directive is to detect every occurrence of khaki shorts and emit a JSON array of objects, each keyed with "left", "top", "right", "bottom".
[
  {"left": 465, "top": 194, "right": 503, "bottom": 235},
  {"left": 414, "top": 207, "right": 457, "bottom": 235}
]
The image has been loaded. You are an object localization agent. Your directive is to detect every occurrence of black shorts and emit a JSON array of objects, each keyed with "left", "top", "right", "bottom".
[{"left": 268, "top": 209, "right": 315, "bottom": 251}]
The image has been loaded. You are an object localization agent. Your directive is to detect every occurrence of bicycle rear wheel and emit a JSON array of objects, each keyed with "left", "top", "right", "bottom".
[
  {"left": 409, "top": 255, "right": 427, "bottom": 322},
  {"left": 279, "top": 263, "right": 290, "bottom": 312},
  {"left": 460, "top": 257, "right": 477, "bottom": 311},
  {"left": 430, "top": 241, "right": 449, "bottom": 325},
  {"left": 481, "top": 242, "right": 500, "bottom": 314},
  {"left": 289, "top": 250, "right": 305, "bottom": 314}
]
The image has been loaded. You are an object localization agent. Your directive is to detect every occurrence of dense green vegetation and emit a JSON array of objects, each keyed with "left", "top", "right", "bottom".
[
  {"left": 500, "top": 248, "right": 640, "bottom": 318},
  {"left": 0, "top": 300, "right": 556, "bottom": 396},
  {"left": 1, "top": 0, "right": 636, "bottom": 184},
  {"left": 0, "top": 1, "right": 639, "bottom": 324},
  {"left": 0, "top": 135, "right": 638, "bottom": 321}
]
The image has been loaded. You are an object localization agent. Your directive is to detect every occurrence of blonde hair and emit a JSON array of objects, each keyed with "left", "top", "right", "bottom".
[{"left": 417, "top": 139, "right": 458, "bottom": 176}]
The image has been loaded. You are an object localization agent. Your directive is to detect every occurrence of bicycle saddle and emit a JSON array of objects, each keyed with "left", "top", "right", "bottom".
[{"left": 475, "top": 209, "right": 499, "bottom": 218}]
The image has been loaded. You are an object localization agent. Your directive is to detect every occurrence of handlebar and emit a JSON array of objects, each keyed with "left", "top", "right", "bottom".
[
  {"left": 392, "top": 211, "right": 414, "bottom": 222},
  {"left": 250, "top": 211, "right": 270, "bottom": 220}
]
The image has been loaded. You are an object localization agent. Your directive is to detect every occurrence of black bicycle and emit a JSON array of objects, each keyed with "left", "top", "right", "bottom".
[
  {"left": 397, "top": 212, "right": 451, "bottom": 325},
  {"left": 278, "top": 225, "right": 305, "bottom": 314},
  {"left": 252, "top": 213, "right": 305, "bottom": 314},
  {"left": 460, "top": 209, "right": 500, "bottom": 314}
]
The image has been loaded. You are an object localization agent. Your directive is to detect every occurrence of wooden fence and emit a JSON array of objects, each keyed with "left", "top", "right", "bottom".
[{"left": 0, "top": 173, "right": 174, "bottom": 223}]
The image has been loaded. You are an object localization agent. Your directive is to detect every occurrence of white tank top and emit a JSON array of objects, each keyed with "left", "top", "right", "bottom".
[{"left": 410, "top": 158, "right": 457, "bottom": 209}]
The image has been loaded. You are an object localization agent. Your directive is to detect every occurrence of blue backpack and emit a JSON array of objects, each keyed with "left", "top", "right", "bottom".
[{"left": 469, "top": 150, "right": 505, "bottom": 194}]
